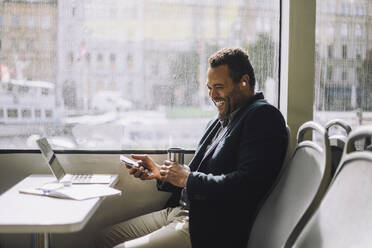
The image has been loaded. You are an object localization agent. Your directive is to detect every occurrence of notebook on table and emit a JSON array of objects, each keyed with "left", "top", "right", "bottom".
[
  {"left": 19, "top": 183, "right": 121, "bottom": 200},
  {"left": 36, "top": 138, "right": 114, "bottom": 184}
]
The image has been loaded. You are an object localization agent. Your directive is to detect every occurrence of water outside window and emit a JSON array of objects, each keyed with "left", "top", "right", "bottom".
[{"left": 0, "top": 0, "right": 280, "bottom": 149}]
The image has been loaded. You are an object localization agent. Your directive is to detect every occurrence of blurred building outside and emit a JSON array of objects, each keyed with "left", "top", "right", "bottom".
[{"left": 4, "top": 0, "right": 371, "bottom": 148}]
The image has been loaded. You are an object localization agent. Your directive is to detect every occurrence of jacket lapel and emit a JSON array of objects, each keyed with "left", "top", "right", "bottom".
[
  {"left": 201, "top": 126, "right": 228, "bottom": 161},
  {"left": 195, "top": 124, "right": 231, "bottom": 171},
  {"left": 188, "top": 119, "right": 221, "bottom": 170}
]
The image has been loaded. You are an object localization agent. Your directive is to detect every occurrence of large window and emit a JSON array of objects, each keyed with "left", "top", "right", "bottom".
[
  {"left": 0, "top": 0, "right": 280, "bottom": 149},
  {"left": 314, "top": 0, "right": 372, "bottom": 129}
]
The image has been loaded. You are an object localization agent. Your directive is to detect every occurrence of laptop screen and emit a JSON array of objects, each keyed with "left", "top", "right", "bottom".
[{"left": 36, "top": 138, "right": 66, "bottom": 181}]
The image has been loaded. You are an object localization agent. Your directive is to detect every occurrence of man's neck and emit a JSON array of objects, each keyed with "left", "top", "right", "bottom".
[{"left": 245, "top": 90, "right": 255, "bottom": 100}]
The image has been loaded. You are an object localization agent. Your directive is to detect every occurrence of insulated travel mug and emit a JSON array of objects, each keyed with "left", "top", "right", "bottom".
[{"left": 167, "top": 147, "right": 184, "bottom": 164}]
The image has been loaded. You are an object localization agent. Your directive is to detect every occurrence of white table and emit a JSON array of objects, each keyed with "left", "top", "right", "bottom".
[{"left": 0, "top": 174, "right": 119, "bottom": 248}]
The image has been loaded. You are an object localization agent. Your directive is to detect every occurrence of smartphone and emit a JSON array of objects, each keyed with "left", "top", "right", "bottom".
[
  {"left": 120, "top": 155, "right": 139, "bottom": 168},
  {"left": 119, "top": 155, "right": 153, "bottom": 176}
]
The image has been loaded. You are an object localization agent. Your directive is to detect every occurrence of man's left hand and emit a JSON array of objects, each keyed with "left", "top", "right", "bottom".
[{"left": 160, "top": 160, "right": 191, "bottom": 188}]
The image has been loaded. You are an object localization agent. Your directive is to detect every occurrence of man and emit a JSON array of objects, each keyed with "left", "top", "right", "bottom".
[{"left": 97, "top": 48, "right": 288, "bottom": 248}]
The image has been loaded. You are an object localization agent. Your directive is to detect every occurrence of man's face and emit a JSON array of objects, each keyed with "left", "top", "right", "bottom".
[{"left": 206, "top": 65, "right": 246, "bottom": 121}]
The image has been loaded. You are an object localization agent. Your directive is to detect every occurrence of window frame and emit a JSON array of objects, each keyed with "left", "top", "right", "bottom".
[{"left": 280, "top": 0, "right": 316, "bottom": 149}]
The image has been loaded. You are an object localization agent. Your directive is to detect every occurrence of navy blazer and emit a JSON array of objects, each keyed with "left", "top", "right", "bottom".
[{"left": 158, "top": 93, "right": 288, "bottom": 248}]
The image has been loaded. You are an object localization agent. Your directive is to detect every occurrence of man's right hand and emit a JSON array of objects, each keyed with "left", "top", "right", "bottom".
[{"left": 126, "top": 154, "right": 161, "bottom": 180}]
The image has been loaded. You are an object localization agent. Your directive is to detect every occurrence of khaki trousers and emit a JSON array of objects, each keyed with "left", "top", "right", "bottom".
[{"left": 97, "top": 206, "right": 191, "bottom": 248}]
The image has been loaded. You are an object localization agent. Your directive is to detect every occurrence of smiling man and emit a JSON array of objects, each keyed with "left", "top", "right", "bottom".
[
  {"left": 207, "top": 53, "right": 254, "bottom": 125},
  {"left": 97, "top": 48, "right": 288, "bottom": 248}
]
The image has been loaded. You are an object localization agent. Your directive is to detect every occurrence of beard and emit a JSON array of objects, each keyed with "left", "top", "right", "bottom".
[
  {"left": 218, "top": 98, "right": 231, "bottom": 124},
  {"left": 217, "top": 85, "right": 244, "bottom": 123}
]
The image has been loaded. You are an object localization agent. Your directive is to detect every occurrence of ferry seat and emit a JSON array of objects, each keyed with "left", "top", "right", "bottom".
[
  {"left": 282, "top": 125, "right": 292, "bottom": 169},
  {"left": 365, "top": 136, "right": 372, "bottom": 151},
  {"left": 247, "top": 121, "right": 331, "bottom": 248},
  {"left": 325, "top": 119, "right": 351, "bottom": 177},
  {"left": 367, "top": 143, "right": 372, "bottom": 151},
  {"left": 289, "top": 125, "right": 372, "bottom": 248}
]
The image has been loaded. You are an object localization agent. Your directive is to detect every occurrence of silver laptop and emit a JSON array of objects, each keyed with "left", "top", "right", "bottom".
[{"left": 36, "top": 138, "right": 113, "bottom": 184}]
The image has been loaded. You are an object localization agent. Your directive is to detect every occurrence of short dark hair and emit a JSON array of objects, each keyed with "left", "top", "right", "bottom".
[{"left": 208, "top": 48, "right": 256, "bottom": 88}]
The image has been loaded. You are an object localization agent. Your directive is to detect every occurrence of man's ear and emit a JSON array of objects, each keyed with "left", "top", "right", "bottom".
[{"left": 239, "top": 74, "right": 250, "bottom": 90}]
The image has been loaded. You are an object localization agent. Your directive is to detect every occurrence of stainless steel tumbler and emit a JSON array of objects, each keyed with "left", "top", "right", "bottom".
[{"left": 167, "top": 147, "right": 184, "bottom": 164}]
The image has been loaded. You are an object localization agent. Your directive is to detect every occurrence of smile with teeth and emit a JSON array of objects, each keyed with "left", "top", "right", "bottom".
[{"left": 215, "top": 100, "right": 224, "bottom": 107}]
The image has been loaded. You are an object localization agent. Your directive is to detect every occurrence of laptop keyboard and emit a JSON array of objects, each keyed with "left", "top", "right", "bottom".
[{"left": 71, "top": 174, "right": 93, "bottom": 182}]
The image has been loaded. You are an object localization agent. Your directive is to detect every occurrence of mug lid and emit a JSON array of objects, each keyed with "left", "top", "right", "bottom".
[{"left": 167, "top": 147, "right": 184, "bottom": 152}]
